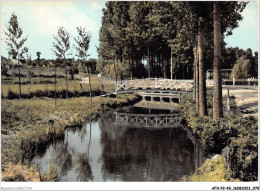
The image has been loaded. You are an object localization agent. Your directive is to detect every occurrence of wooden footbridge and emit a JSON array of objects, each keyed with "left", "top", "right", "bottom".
[
  {"left": 115, "top": 78, "right": 193, "bottom": 103},
  {"left": 114, "top": 112, "right": 180, "bottom": 128},
  {"left": 116, "top": 78, "right": 193, "bottom": 92}
]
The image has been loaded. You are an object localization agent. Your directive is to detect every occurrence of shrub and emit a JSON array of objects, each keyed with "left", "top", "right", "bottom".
[
  {"left": 180, "top": 93, "right": 258, "bottom": 181},
  {"left": 222, "top": 116, "right": 258, "bottom": 181}
]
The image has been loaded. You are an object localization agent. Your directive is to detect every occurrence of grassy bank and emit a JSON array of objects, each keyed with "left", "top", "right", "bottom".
[
  {"left": 1, "top": 94, "right": 140, "bottom": 181},
  {"left": 182, "top": 155, "right": 239, "bottom": 182},
  {"left": 180, "top": 93, "right": 258, "bottom": 181}
]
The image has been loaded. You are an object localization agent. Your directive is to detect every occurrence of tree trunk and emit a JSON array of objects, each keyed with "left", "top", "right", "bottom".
[
  {"left": 18, "top": 66, "right": 21, "bottom": 100},
  {"left": 151, "top": 50, "right": 154, "bottom": 77},
  {"left": 64, "top": 60, "right": 68, "bottom": 99},
  {"left": 86, "top": 64, "right": 92, "bottom": 104},
  {"left": 147, "top": 45, "right": 151, "bottom": 78},
  {"left": 54, "top": 63, "right": 57, "bottom": 109},
  {"left": 182, "top": 64, "right": 184, "bottom": 80},
  {"left": 193, "top": 46, "right": 197, "bottom": 102},
  {"left": 130, "top": 56, "right": 133, "bottom": 80},
  {"left": 29, "top": 70, "right": 32, "bottom": 93},
  {"left": 171, "top": 46, "right": 173, "bottom": 79},
  {"left": 162, "top": 54, "right": 167, "bottom": 79},
  {"left": 198, "top": 17, "right": 208, "bottom": 117},
  {"left": 195, "top": 45, "right": 199, "bottom": 113},
  {"left": 113, "top": 60, "right": 118, "bottom": 100},
  {"left": 166, "top": 56, "right": 169, "bottom": 79},
  {"left": 213, "top": 1, "right": 223, "bottom": 121}
]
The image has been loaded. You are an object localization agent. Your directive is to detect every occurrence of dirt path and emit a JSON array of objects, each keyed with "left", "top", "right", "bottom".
[{"left": 222, "top": 88, "right": 258, "bottom": 118}]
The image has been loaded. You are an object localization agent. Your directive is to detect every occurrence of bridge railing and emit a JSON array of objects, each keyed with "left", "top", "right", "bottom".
[
  {"left": 114, "top": 112, "right": 180, "bottom": 128},
  {"left": 116, "top": 78, "right": 193, "bottom": 92}
]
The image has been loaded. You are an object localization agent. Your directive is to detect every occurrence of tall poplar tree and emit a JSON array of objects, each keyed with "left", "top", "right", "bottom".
[
  {"left": 74, "top": 27, "right": 92, "bottom": 103},
  {"left": 213, "top": 1, "right": 223, "bottom": 121},
  {"left": 4, "top": 13, "right": 28, "bottom": 100},
  {"left": 52, "top": 27, "right": 71, "bottom": 99}
]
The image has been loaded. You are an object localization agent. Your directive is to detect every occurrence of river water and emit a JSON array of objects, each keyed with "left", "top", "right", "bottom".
[{"left": 32, "top": 105, "right": 204, "bottom": 182}]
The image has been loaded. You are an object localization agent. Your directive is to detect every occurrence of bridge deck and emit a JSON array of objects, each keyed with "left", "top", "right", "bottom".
[
  {"left": 115, "top": 112, "right": 179, "bottom": 117},
  {"left": 116, "top": 78, "right": 193, "bottom": 92},
  {"left": 138, "top": 92, "right": 181, "bottom": 98}
]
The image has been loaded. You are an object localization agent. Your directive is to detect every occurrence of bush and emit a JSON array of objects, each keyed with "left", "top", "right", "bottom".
[
  {"left": 3, "top": 89, "right": 104, "bottom": 99},
  {"left": 222, "top": 116, "right": 258, "bottom": 181},
  {"left": 180, "top": 93, "right": 258, "bottom": 181}
]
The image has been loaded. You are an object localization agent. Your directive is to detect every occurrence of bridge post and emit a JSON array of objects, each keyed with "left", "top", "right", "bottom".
[
  {"left": 160, "top": 96, "right": 163, "bottom": 102},
  {"left": 226, "top": 88, "right": 230, "bottom": 115}
]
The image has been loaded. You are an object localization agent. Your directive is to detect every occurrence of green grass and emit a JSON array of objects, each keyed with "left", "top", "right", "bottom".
[{"left": 182, "top": 155, "right": 238, "bottom": 182}]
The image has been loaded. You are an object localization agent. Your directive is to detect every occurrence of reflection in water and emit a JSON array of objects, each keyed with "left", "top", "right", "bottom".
[
  {"left": 99, "top": 111, "right": 203, "bottom": 181},
  {"left": 32, "top": 107, "right": 204, "bottom": 182},
  {"left": 32, "top": 124, "right": 94, "bottom": 182}
]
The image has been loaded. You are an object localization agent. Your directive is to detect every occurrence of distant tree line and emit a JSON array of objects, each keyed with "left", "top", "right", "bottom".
[{"left": 1, "top": 55, "right": 97, "bottom": 77}]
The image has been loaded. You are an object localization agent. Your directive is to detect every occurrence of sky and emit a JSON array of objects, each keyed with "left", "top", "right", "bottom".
[
  {"left": 224, "top": 1, "right": 259, "bottom": 54},
  {"left": 0, "top": 1, "right": 259, "bottom": 60},
  {"left": 1, "top": 1, "right": 106, "bottom": 60}
]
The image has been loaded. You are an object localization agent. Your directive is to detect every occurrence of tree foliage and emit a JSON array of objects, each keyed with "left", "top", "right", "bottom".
[
  {"left": 4, "top": 13, "right": 28, "bottom": 100},
  {"left": 98, "top": 2, "right": 247, "bottom": 80},
  {"left": 233, "top": 56, "right": 253, "bottom": 79},
  {"left": 74, "top": 27, "right": 91, "bottom": 60},
  {"left": 74, "top": 26, "right": 92, "bottom": 103},
  {"left": 223, "top": 47, "right": 258, "bottom": 78},
  {"left": 52, "top": 27, "right": 71, "bottom": 99},
  {"left": 36, "top": 51, "right": 41, "bottom": 61},
  {"left": 4, "top": 13, "right": 28, "bottom": 60},
  {"left": 52, "top": 27, "right": 70, "bottom": 60}
]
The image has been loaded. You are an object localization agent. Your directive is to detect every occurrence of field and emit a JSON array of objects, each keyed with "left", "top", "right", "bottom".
[{"left": 1, "top": 75, "right": 114, "bottom": 99}]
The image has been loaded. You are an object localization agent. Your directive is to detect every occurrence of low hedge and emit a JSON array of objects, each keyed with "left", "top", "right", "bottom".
[{"left": 3, "top": 89, "right": 104, "bottom": 100}]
